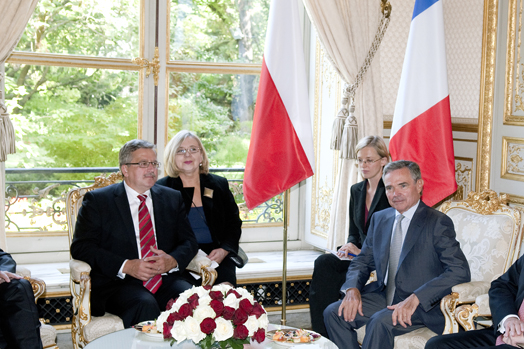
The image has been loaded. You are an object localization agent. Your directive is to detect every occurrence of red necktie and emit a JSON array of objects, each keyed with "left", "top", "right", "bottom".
[
  {"left": 138, "top": 194, "right": 162, "bottom": 294},
  {"left": 496, "top": 298, "right": 524, "bottom": 345}
]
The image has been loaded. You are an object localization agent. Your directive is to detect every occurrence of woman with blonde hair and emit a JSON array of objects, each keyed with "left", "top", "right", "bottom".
[
  {"left": 310, "top": 135, "right": 391, "bottom": 338},
  {"left": 157, "top": 130, "right": 242, "bottom": 285}
]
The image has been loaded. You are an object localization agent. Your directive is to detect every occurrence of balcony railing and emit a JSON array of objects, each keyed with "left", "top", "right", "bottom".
[{"left": 5, "top": 167, "right": 283, "bottom": 234}]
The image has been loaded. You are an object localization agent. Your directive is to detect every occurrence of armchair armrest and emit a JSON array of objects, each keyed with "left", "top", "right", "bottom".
[
  {"left": 441, "top": 281, "right": 492, "bottom": 334},
  {"left": 455, "top": 294, "right": 492, "bottom": 331},
  {"left": 15, "top": 266, "right": 31, "bottom": 278},
  {"left": 70, "top": 258, "right": 93, "bottom": 348}
]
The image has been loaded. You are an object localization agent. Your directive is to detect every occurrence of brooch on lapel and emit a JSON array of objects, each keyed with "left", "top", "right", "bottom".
[{"left": 204, "top": 187, "right": 214, "bottom": 198}]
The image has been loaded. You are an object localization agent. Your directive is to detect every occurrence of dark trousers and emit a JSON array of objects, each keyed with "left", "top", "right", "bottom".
[
  {"left": 98, "top": 272, "right": 193, "bottom": 328},
  {"left": 309, "top": 253, "right": 350, "bottom": 337},
  {"left": 0, "top": 278, "right": 43, "bottom": 349},
  {"left": 425, "top": 327, "right": 517, "bottom": 349},
  {"left": 324, "top": 291, "right": 426, "bottom": 349}
]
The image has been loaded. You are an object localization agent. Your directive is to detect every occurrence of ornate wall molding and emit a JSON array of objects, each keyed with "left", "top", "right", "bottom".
[
  {"left": 504, "top": 0, "right": 524, "bottom": 125},
  {"left": 501, "top": 136, "right": 524, "bottom": 181},
  {"left": 476, "top": 0, "right": 499, "bottom": 191},
  {"left": 454, "top": 157, "right": 474, "bottom": 201}
]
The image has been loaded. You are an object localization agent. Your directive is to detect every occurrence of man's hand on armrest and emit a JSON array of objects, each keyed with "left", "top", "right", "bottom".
[{"left": 388, "top": 293, "right": 420, "bottom": 328}]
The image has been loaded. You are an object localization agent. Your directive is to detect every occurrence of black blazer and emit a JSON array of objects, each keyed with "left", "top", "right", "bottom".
[
  {"left": 343, "top": 201, "right": 471, "bottom": 334},
  {"left": 157, "top": 173, "right": 242, "bottom": 255},
  {"left": 347, "top": 178, "right": 390, "bottom": 248},
  {"left": 70, "top": 182, "right": 198, "bottom": 292},
  {"left": 0, "top": 249, "right": 16, "bottom": 273},
  {"left": 490, "top": 254, "right": 524, "bottom": 334}
]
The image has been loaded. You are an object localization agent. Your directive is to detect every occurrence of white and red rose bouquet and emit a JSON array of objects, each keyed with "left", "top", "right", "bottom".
[{"left": 157, "top": 284, "right": 268, "bottom": 349}]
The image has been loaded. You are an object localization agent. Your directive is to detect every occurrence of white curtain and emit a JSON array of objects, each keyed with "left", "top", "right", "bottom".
[
  {"left": 0, "top": 0, "right": 39, "bottom": 250},
  {"left": 302, "top": 0, "right": 384, "bottom": 249}
]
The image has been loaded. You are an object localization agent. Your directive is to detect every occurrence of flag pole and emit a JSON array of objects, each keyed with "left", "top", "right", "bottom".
[{"left": 281, "top": 189, "right": 289, "bottom": 325}]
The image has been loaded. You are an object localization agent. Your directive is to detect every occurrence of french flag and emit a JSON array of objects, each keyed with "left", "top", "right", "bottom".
[
  {"left": 389, "top": 0, "right": 457, "bottom": 207},
  {"left": 243, "top": 0, "right": 315, "bottom": 210}
]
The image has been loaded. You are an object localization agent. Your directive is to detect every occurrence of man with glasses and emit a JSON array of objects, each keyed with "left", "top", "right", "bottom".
[{"left": 71, "top": 139, "right": 198, "bottom": 328}]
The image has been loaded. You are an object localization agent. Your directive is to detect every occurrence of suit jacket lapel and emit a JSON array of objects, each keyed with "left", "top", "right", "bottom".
[
  {"left": 354, "top": 181, "right": 366, "bottom": 233},
  {"left": 114, "top": 182, "right": 139, "bottom": 256},
  {"left": 199, "top": 174, "right": 214, "bottom": 222},
  {"left": 368, "top": 179, "right": 386, "bottom": 217},
  {"left": 398, "top": 202, "right": 427, "bottom": 268},
  {"left": 150, "top": 185, "right": 167, "bottom": 248}
]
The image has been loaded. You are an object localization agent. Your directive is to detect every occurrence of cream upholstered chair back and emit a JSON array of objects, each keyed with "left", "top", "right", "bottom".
[
  {"left": 439, "top": 190, "right": 522, "bottom": 282},
  {"left": 66, "top": 172, "right": 125, "bottom": 349}
]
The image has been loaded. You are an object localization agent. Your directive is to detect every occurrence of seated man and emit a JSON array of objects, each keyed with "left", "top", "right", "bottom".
[
  {"left": 71, "top": 139, "right": 198, "bottom": 328},
  {"left": 425, "top": 254, "right": 524, "bottom": 349},
  {"left": 0, "top": 249, "right": 42, "bottom": 349},
  {"left": 324, "top": 160, "right": 471, "bottom": 349}
]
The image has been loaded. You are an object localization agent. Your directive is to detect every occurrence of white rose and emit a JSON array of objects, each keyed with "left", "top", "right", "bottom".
[
  {"left": 156, "top": 310, "right": 171, "bottom": 334},
  {"left": 244, "top": 315, "right": 259, "bottom": 337},
  {"left": 257, "top": 313, "right": 269, "bottom": 329},
  {"left": 223, "top": 293, "right": 240, "bottom": 309},
  {"left": 184, "top": 316, "right": 207, "bottom": 344},
  {"left": 237, "top": 288, "right": 252, "bottom": 299},
  {"left": 212, "top": 284, "right": 231, "bottom": 293},
  {"left": 171, "top": 321, "right": 187, "bottom": 342},
  {"left": 192, "top": 305, "right": 216, "bottom": 322},
  {"left": 195, "top": 286, "right": 210, "bottom": 298},
  {"left": 198, "top": 294, "right": 212, "bottom": 307},
  {"left": 213, "top": 317, "right": 234, "bottom": 342}
]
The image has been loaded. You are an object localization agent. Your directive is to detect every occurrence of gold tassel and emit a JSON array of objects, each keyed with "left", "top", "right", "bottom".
[
  {"left": 340, "top": 101, "right": 358, "bottom": 160},
  {"left": 0, "top": 110, "right": 16, "bottom": 162}
]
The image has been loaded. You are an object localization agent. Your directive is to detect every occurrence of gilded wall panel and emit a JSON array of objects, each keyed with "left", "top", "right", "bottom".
[
  {"left": 501, "top": 136, "right": 524, "bottom": 181},
  {"left": 504, "top": 0, "right": 524, "bottom": 125},
  {"left": 453, "top": 158, "right": 473, "bottom": 201},
  {"left": 310, "top": 39, "right": 342, "bottom": 239}
]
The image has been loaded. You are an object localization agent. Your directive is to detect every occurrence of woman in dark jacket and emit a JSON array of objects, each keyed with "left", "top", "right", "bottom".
[
  {"left": 157, "top": 130, "right": 242, "bottom": 285},
  {"left": 309, "top": 135, "right": 391, "bottom": 337}
]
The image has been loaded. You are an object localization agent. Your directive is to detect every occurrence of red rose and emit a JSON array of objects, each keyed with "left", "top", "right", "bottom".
[
  {"left": 163, "top": 322, "right": 173, "bottom": 339},
  {"left": 188, "top": 294, "right": 199, "bottom": 310},
  {"left": 210, "top": 299, "right": 224, "bottom": 317},
  {"left": 233, "top": 324, "right": 249, "bottom": 340},
  {"left": 178, "top": 303, "right": 192, "bottom": 319},
  {"left": 227, "top": 289, "right": 241, "bottom": 298},
  {"left": 167, "top": 312, "right": 178, "bottom": 323},
  {"left": 233, "top": 308, "right": 248, "bottom": 326},
  {"left": 203, "top": 285, "right": 212, "bottom": 290},
  {"left": 166, "top": 298, "right": 176, "bottom": 310},
  {"left": 200, "top": 317, "right": 217, "bottom": 334},
  {"left": 222, "top": 306, "right": 235, "bottom": 320},
  {"left": 239, "top": 298, "right": 253, "bottom": 314},
  {"left": 253, "top": 328, "right": 265, "bottom": 343},
  {"left": 251, "top": 302, "right": 265, "bottom": 318},
  {"left": 210, "top": 290, "right": 224, "bottom": 301}
]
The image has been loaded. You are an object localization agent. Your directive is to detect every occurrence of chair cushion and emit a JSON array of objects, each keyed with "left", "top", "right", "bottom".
[
  {"left": 40, "top": 323, "right": 57, "bottom": 348},
  {"left": 84, "top": 313, "right": 125, "bottom": 343},
  {"left": 357, "top": 325, "right": 436, "bottom": 348}
]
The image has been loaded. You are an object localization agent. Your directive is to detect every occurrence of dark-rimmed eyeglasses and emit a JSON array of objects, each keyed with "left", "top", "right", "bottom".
[{"left": 125, "top": 161, "right": 161, "bottom": 168}]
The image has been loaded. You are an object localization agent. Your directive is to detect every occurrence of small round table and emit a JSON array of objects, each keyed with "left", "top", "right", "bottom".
[{"left": 84, "top": 325, "right": 338, "bottom": 349}]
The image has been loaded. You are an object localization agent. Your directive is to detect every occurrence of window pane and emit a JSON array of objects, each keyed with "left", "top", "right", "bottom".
[
  {"left": 5, "top": 64, "right": 138, "bottom": 233},
  {"left": 16, "top": 0, "right": 140, "bottom": 58},
  {"left": 168, "top": 71, "right": 258, "bottom": 167},
  {"left": 170, "top": 0, "right": 269, "bottom": 63}
]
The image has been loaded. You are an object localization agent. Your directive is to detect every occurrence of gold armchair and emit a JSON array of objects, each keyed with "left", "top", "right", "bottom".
[{"left": 66, "top": 173, "right": 217, "bottom": 348}]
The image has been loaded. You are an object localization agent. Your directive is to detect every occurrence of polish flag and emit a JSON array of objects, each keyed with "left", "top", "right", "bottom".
[
  {"left": 244, "top": 0, "right": 315, "bottom": 210},
  {"left": 389, "top": 0, "right": 456, "bottom": 207}
]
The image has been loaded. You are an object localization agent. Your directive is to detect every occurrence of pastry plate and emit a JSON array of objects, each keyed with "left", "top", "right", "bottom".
[
  {"left": 134, "top": 320, "right": 163, "bottom": 339},
  {"left": 266, "top": 329, "right": 321, "bottom": 346}
]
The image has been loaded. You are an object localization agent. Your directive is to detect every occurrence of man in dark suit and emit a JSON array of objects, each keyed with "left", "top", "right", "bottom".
[
  {"left": 324, "top": 160, "right": 471, "bottom": 349},
  {"left": 0, "top": 249, "right": 42, "bottom": 349},
  {"left": 425, "top": 254, "right": 524, "bottom": 349},
  {"left": 71, "top": 139, "right": 198, "bottom": 328}
]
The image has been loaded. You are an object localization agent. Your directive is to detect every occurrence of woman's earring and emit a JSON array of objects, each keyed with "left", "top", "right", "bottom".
[{"left": 200, "top": 163, "right": 202, "bottom": 166}]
